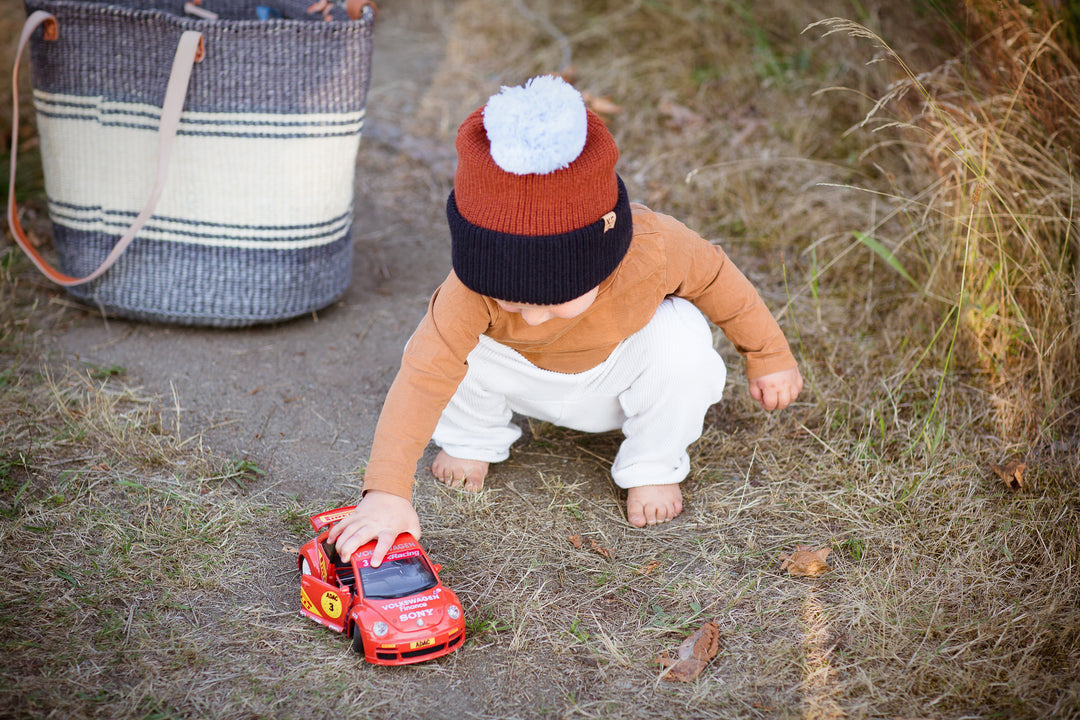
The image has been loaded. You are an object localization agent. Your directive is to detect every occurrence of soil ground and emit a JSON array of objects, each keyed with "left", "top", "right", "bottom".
[
  {"left": 49, "top": 0, "right": 457, "bottom": 501},
  {"left": 9, "top": 2, "right": 694, "bottom": 717},
  {"left": 8, "top": 1, "right": 1079, "bottom": 718}
]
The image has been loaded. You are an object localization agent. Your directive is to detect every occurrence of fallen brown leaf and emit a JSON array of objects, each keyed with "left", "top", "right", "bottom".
[
  {"left": 582, "top": 92, "right": 623, "bottom": 119},
  {"left": 991, "top": 460, "right": 1027, "bottom": 491},
  {"left": 636, "top": 560, "right": 661, "bottom": 576},
  {"left": 567, "top": 534, "right": 583, "bottom": 549},
  {"left": 589, "top": 539, "right": 612, "bottom": 559},
  {"left": 658, "top": 621, "right": 719, "bottom": 682},
  {"left": 779, "top": 545, "right": 832, "bottom": 577}
]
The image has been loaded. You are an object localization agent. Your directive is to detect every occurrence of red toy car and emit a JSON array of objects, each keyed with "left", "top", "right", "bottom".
[{"left": 297, "top": 506, "right": 466, "bottom": 665}]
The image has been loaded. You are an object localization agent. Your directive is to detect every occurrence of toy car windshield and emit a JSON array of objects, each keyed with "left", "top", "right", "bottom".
[{"left": 359, "top": 553, "right": 438, "bottom": 599}]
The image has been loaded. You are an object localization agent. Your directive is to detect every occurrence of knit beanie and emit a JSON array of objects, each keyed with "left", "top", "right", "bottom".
[{"left": 447, "top": 75, "right": 632, "bottom": 305}]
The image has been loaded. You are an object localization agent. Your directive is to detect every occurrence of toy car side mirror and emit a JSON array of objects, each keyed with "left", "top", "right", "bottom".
[{"left": 433, "top": 563, "right": 441, "bottom": 573}]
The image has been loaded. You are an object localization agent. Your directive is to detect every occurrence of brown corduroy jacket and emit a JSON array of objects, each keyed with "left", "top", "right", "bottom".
[{"left": 361, "top": 204, "right": 797, "bottom": 500}]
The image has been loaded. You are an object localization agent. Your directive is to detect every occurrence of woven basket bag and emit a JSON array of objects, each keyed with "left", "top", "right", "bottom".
[{"left": 8, "top": 0, "right": 375, "bottom": 326}]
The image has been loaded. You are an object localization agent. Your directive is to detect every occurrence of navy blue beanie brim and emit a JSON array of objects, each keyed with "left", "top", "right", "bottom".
[{"left": 447, "top": 176, "right": 633, "bottom": 305}]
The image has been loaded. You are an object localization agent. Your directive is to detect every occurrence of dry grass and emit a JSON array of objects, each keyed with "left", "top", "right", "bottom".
[
  {"left": 2, "top": 0, "right": 1079, "bottom": 718},
  {"left": 807, "top": 2, "right": 1080, "bottom": 442}
]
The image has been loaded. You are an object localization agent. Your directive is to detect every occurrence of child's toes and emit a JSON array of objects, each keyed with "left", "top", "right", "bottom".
[
  {"left": 627, "top": 485, "right": 684, "bottom": 527},
  {"left": 441, "top": 471, "right": 469, "bottom": 490},
  {"left": 663, "top": 503, "right": 684, "bottom": 523}
]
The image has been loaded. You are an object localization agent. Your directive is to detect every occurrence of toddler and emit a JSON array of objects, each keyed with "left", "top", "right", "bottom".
[{"left": 329, "top": 76, "right": 802, "bottom": 565}]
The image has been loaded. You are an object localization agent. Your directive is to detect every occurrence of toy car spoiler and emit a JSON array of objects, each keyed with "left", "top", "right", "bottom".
[{"left": 309, "top": 505, "right": 357, "bottom": 531}]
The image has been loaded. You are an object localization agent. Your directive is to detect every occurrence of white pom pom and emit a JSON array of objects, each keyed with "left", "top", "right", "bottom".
[{"left": 483, "top": 75, "right": 588, "bottom": 175}]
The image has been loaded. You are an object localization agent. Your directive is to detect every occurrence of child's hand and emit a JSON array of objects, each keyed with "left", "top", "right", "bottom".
[
  {"left": 749, "top": 367, "right": 803, "bottom": 411},
  {"left": 325, "top": 490, "right": 421, "bottom": 567}
]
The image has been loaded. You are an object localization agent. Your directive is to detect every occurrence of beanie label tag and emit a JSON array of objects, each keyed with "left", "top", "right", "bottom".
[{"left": 602, "top": 211, "right": 617, "bottom": 233}]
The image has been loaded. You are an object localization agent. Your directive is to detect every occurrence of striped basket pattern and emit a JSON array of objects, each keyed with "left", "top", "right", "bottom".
[{"left": 20, "top": 0, "right": 374, "bottom": 325}]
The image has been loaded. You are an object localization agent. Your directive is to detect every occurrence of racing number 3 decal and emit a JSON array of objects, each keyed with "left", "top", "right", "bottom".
[
  {"left": 321, "top": 590, "right": 343, "bottom": 619},
  {"left": 301, "top": 587, "right": 343, "bottom": 620}
]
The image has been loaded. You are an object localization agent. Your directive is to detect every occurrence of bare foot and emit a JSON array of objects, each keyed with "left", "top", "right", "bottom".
[
  {"left": 626, "top": 484, "right": 683, "bottom": 527},
  {"left": 431, "top": 450, "right": 489, "bottom": 492}
]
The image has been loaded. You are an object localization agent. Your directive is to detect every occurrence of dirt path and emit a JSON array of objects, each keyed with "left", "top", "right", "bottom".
[
  {"left": 50, "top": 0, "right": 458, "bottom": 504},
  {"left": 28, "top": 7, "right": 623, "bottom": 713}
]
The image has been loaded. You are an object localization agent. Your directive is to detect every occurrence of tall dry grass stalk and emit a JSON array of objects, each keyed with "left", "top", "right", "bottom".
[{"left": 812, "top": 1, "right": 1080, "bottom": 444}]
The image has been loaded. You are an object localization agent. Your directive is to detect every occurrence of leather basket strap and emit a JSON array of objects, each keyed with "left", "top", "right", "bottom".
[{"left": 6, "top": 10, "right": 203, "bottom": 287}]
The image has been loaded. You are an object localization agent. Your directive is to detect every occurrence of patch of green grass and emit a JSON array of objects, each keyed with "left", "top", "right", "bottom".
[
  {"left": 465, "top": 608, "right": 514, "bottom": 638},
  {"left": 84, "top": 363, "right": 126, "bottom": 379},
  {"left": 567, "top": 617, "right": 591, "bottom": 643}
]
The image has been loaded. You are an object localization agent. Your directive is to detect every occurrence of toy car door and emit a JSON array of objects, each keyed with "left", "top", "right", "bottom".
[{"left": 300, "top": 574, "right": 352, "bottom": 633}]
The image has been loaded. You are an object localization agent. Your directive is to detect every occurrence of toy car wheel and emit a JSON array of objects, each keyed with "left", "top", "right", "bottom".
[{"left": 350, "top": 620, "right": 364, "bottom": 655}]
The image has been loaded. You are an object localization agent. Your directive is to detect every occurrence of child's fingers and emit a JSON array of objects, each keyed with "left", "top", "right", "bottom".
[
  {"left": 326, "top": 514, "right": 350, "bottom": 543},
  {"left": 369, "top": 531, "right": 397, "bottom": 567},
  {"left": 750, "top": 369, "right": 803, "bottom": 411},
  {"left": 749, "top": 382, "right": 763, "bottom": 403},
  {"left": 326, "top": 516, "right": 351, "bottom": 547},
  {"left": 779, "top": 377, "right": 803, "bottom": 409},
  {"left": 323, "top": 492, "right": 421, "bottom": 564},
  {"left": 334, "top": 519, "right": 375, "bottom": 562}
]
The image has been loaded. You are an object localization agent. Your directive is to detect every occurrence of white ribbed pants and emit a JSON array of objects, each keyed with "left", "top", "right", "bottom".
[{"left": 432, "top": 297, "right": 727, "bottom": 488}]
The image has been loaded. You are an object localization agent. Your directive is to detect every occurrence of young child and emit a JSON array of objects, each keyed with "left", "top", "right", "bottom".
[{"left": 329, "top": 76, "right": 802, "bottom": 565}]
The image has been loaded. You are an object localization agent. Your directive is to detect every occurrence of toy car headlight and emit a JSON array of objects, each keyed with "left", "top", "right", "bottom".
[
  {"left": 372, "top": 622, "right": 390, "bottom": 637},
  {"left": 447, "top": 605, "right": 461, "bottom": 620}
]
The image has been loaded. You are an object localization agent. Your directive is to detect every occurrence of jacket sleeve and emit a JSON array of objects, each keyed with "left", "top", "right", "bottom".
[
  {"left": 360, "top": 275, "right": 490, "bottom": 499},
  {"left": 652, "top": 211, "right": 797, "bottom": 379}
]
